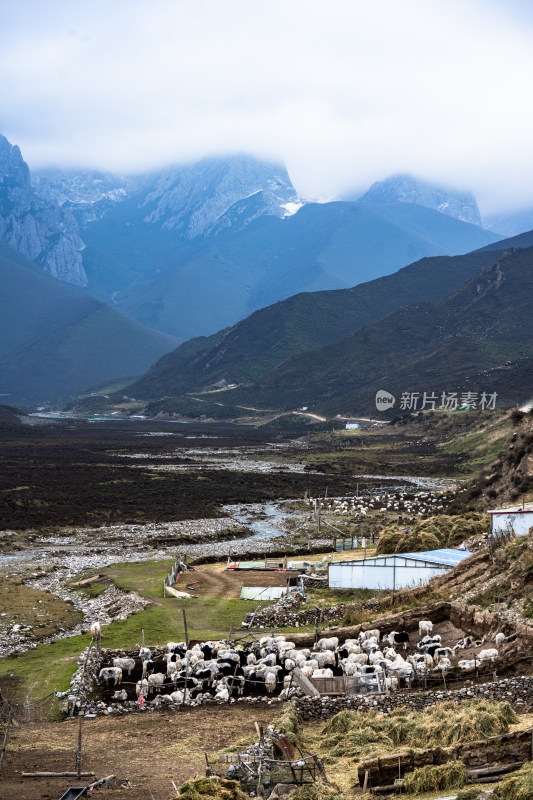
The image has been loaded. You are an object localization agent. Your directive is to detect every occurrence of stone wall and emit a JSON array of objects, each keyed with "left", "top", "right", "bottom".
[
  {"left": 294, "top": 675, "right": 533, "bottom": 722},
  {"left": 244, "top": 602, "right": 348, "bottom": 629}
]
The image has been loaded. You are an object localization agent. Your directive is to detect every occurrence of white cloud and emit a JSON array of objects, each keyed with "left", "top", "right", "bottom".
[{"left": 1, "top": 0, "right": 533, "bottom": 213}]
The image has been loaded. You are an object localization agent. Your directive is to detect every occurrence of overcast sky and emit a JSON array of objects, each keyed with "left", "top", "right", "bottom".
[{"left": 1, "top": 0, "right": 533, "bottom": 213}]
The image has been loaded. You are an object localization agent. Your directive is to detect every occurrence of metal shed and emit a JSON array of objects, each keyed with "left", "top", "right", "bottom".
[
  {"left": 488, "top": 503, "right": 533, "bottom": 538},
  {"left": 328, "top": 548, "right": 472, "bottom": 591}
]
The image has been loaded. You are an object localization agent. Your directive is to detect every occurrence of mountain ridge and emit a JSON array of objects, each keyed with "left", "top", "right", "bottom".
[
  {"left": 126, "top": 236, "right": 521, "bottom": 405},
  {"left": 355, "top": 173, "right": 482, "bottom": 227},
  {"left": 0, "top": 241, "right": 178, "bottom": 405},
  {"left": 211, "top": 245, "right": 533, "bottom": 415},
  {"left": 30, "top": 153, "right": 500, "bottom": 340}
]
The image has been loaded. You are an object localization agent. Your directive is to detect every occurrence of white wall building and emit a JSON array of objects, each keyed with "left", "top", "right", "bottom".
[
  {"left": 488, "top": 503, "right": 533, "bottom": 538},
  {"left": 328, "top": 548, "right": 472, "bottom": 591}
]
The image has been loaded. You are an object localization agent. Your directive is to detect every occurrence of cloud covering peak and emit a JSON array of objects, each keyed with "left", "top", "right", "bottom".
[{"left": 1, "top": 0, "right": 533, "bottom": 213}]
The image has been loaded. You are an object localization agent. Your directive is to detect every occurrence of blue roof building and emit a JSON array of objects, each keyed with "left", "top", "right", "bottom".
[{"left": 328, "top": 548, "right": 472, "bottom": 591}]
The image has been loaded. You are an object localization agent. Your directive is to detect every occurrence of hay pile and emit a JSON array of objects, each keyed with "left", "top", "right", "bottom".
[
  {"left": 376, "top": 513, "right": 489, "bottom": 555},
  {"left": 455, "top": 790, "right": 483, "bottom": 800},
  {"left": 270, "top": 708, "right": 300, "bottom": 746},
  {"left": 322, "top": 699, "right": 516, "bottom": 758},
  {"left": 402, "top": 760, "right": 469, "bottom": 793},
  {"left": 492, "top": 762, "right": 533, "bottom": 800},
  {"left": 177, "top": 776, "right": 249, "bottom": 800},
  {"left": 286, "top": 783, "right": 345, "bottom": 799}
]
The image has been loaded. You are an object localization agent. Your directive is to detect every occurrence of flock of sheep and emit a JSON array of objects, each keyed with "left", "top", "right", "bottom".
[
  {"left": 323, "top": 490, "right": 450, "bottom": 524},
  {"left": 94, "top": 620, "right": 505, "bottom": 707}
]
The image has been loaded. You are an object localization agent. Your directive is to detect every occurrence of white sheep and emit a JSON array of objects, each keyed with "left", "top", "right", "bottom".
[
  {"left": 312, "top": 668, "right": 334, "bottom": 678},
  {"left": 265, "top": 673, "right": 277, "bottom": 693},
  {"left": 147, "top": 672, "right": 166, "bottom": 694},
  {"left": 343, "top": 662, "right": 362, "bottom": 676},
  {"left": 343, "top": 642, "right": 363, "bottom": 655},
  {"left": 315, "top": 637, "right": 339, "bottom": 651},
  {"left": 314, "top": 651, "right": 335, "bottom": 668},
  {"left": 90, "top": 622, "right": 102, "bottom": 644},
  {"left": 112, "top": 657, "right": 135, "bottom": 676},
  {"left": 170, "top": 690, "right": 184, "bottom": 704},
  {"left": 216, "top": 685, "right": 230, "bottom": 702},
  {"left": 167, "top": 660, "right": 179, "bottom": 676},
  {"left": 419, "top": 620, "right": 433, "bottom": 636},
  {"left": 494, "top": 633, "right": 506, "bottom": 647},
  {"left": 478, "top": 648, "right": 498, "bottom": 662}
]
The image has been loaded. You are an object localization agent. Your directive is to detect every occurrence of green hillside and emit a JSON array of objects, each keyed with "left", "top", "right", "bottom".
[
  {"left": 219, "top": 246, "right": 533, "bottom": 415},
  {"left": 80, "top": 199, "right": 500, "bottom": 340},
  {"left": 128, "top": 242, "right": 533, "bottom": 418},
  {"left": 0, "top": 243, "right": 178, "bottom": 405},
  {"left": 128, "top": 247, "right": 500, "bottom": 400}
]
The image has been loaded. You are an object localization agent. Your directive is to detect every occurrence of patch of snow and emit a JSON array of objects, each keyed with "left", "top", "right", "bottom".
[{"left": 281, "top": 201, "right": 304, "bottom": 217}]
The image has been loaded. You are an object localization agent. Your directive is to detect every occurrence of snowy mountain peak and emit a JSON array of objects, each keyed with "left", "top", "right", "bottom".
[
  {"left": 141, "top": 154, "right": 302, "bottom": 238},
  {"left": 359, "top": 173, "right": 482, "bottom": 227}
]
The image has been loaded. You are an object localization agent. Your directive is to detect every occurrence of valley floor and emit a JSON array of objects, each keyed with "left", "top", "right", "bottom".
[{"left": 1, "top": 409, "right": 530, "bottom": 800}]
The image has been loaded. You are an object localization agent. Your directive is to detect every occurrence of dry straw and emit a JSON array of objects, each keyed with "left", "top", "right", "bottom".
[{"left": 321, "top": 698, "right": 516, "bottom": 758}]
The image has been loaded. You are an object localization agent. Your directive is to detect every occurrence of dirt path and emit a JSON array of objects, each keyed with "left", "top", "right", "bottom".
[
  {"left": 1, "top": 703, "right": 279, "bottom": 800},
  {"left": 180, "top": 565, "right": 294, "bottom": 600}
]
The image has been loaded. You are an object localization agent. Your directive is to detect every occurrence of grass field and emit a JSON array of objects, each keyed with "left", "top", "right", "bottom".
[
  {"left": 0, "top": 549, "right": 383, "bottom": 703},
  {"left": 0, "top": 558, "right": 272, "bottom": 703}
]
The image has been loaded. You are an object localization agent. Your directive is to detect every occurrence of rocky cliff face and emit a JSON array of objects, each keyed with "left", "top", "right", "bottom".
[
  {"left": 0, "top": 134, "right": 86, "bottom": 285},
  {"left": 33, "top": 155, "right": 303, "bottom": 239},
  {"left": 360, "top": 173, "right": 482, "bottom": 227},
  {"left": 32, "top": 168, "right": 142, "bottom": 226},
  {"left": 140, "top": 154, "right": 302, "bottom": 238}
]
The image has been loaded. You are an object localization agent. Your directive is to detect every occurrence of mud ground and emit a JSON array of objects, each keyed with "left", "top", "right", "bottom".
[
  {"left": 177, "top": 564, "right": 296, "bottom": 600},
  {"left": 1, "top": 703, "right": 279, "bottom": 800}
]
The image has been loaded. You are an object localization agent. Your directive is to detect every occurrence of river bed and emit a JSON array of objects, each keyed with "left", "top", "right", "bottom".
[{"left": 0, "top": 470, "right": 459, "bottom": 657}]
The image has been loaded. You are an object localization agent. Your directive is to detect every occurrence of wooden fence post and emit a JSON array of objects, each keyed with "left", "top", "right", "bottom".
[
  {"left": 76, "top": 716, "right": 82, "bottom": 779},
  {"left": 0, "top": 708, "right": 13, "bottom": 777},
  {"left": 182, "top": 609, "right": 189, "bottom": 649}
]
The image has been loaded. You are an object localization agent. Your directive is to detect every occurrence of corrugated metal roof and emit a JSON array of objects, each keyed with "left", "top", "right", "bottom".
[
  {"left": 331, "top": 548, "right": 472, "bottom": 568},
  {"left": 398, "top": 548, "right": 472, "bottom": 566},
  {"left": 488, "top": 503, "right": 533, "bottom": 514},
  {"left": 239, "top": 586, "right": 289, "bottom": 601}
]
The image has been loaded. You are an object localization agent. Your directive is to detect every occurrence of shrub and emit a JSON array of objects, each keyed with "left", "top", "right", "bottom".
[{"left": 376, "top": 513, "right": 489, "bottom": 555}]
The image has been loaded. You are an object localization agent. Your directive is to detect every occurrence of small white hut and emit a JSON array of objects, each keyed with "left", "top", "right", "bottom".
[{"left": 488, "top": 503, "right": 533, "bottom": 538}]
